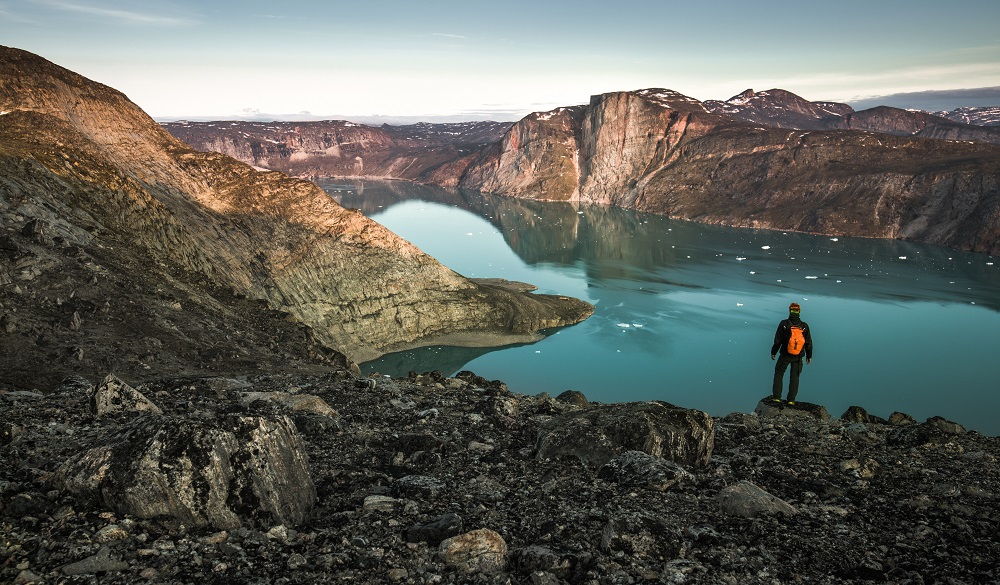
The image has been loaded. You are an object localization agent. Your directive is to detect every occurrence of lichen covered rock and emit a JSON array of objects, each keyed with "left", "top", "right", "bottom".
[
  {"left": 58, "top": 414, "right": 314, "bottom": 529},
  {"left": 535, "top": 401, "right": 714, "bottom": 468},
  {"left": 438, "top": 528, "right": 508, "bottom": 573},
  {"left": 90, "top": 374, "right": 162, "bottom": 417}
]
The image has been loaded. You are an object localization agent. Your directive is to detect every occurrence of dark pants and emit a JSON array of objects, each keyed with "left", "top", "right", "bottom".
[{"left": 772, "top": 355, "right": 803, "bottom": 401}]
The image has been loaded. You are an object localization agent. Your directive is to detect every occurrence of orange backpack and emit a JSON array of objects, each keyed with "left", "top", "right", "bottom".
[{"left": 787, "top": 324, "right": 806, "bottom": 355}]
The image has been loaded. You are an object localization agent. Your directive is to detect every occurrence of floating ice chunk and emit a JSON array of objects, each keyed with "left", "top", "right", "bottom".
[
  {"left": 761, "top": 245, "right": 771, "bottom": 250},
  {"left": 749, "top": 271, "right": 756, "bottom": 275},
  {"left": 616, "top": 323, "right": 631, "bottom": 328},
  {"left": 534, "top": 350, "right": 541, "bottom": 353},
  {"left": 616, "top": 349, "right": 621, "bottom": 353},
  {"left": 776, "top": 279, "right": 782, "bottom": 282},
  {"left": 736, "top": 302, "right": 744, "bottom": 307},
  {"left": 836, "top": 280, "right": 842, "bottom": 283},
  {"left": 736, "top": 257, "right": 747, "bottom": 261},
  {"left": 898, "top": 256, "right": 907, "bottom": 260},
  {"left": 465, "top": 232, "right": 474, "bottom": 236},
  {"left": 830, "top": 237, "right": 839, "bottom": 241},
  {"left": 805, "top": 276, "right": 818, "bottom": 279},
  {"left": 988, "top": 262, "right": 995, "bottom": 266},
  {"left": 631, "top": 323, "right": 644, "bottom": 328}
]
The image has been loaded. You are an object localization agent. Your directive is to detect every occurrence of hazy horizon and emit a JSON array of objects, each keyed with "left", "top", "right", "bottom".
[{"left": 3, "top": 0, "right": 1000, "bottom": 119}]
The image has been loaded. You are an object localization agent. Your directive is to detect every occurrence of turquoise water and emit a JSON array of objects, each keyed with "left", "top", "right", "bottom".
[{"left": 321, "top": 180, "right": 1000, "bottom": 435}]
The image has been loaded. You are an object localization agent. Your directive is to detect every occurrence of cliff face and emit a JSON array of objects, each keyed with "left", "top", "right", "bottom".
[
  {"left": 0, "top": 46, "right": 592, "bottom": 382},
  {"left": 452, "top": 90, "right": 1000, "bottom": 255},
  {"left": 163, "top": 119, "right": 510, "bottom": 182}
]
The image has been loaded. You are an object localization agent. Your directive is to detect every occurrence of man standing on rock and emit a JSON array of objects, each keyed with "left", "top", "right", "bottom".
[{"left": 770, "top": 302, "right": 813, "bottom": 404}]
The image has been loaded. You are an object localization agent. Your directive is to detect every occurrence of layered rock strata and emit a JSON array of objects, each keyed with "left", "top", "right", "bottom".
[
  {"left": 454, "top": 89, "right": 1000, "bottom": 254},
  {"left": 0, "top": 46, "right": 592, "bottom": 385},
  {"left": 162, "top": 119, "right": 511, "bottom": 183}
]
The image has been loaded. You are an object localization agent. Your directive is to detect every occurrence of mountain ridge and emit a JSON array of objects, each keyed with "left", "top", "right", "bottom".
[{"left": 0, "top": 46, "right": 592, "bottom": 387}]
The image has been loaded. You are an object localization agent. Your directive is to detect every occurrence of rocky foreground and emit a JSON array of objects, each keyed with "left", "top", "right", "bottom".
[{"left": 2, "top": 370, "right": 997, "bottom": 585}]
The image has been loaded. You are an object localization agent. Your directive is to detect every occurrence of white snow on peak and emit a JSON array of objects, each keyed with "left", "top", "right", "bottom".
[{"left": 634, "top": 89, "right": 708, "bottom": 111}]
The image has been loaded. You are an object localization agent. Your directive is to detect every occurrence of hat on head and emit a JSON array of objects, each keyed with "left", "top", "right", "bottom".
[{"left": 789, "top": 302, "right": 801, "bottom": 314}]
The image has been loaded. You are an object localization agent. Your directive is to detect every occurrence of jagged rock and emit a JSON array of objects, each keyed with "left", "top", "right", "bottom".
[
  {"left": 841, "top": 405, "right": 886, "bottom": 424},
  {"left": 717, "top": 481, "right": 798, "bottom": 517},
  {"left": 438, "top": 528, "right": 507, "bottom": 573},
  {"left": 58, "top": 414, "right": 314, "bottom": 529},
  {"left": 240, "top": 391, "right": 338, "bottom": 418},
  {"left": 555, "top": 390, "right": 588, "bottom": 407},
  {"left": 888, "top": 418, "right": 967, "bottom": 448},
  {"left": 535, "top": 402, "right": 714, "bottom": 468},
  {"left": 510, "top": 545, "right": 573, "bottom": 576},
  {"left": 600, "top": 515, "right": 659, "bottom": 555},
  {"left": 90, "top": 374, "right": 162, "bottom": 416},
  {"left": 754, "top": 398, "right": 830, "bottom": 421},
  {"left": 406, "top": 513, "right": 463, "bottom": 545},
  {"left": 889, "top": 411, "right": 917, "bottom": 426},
  {"left": 926, "top": 416, "right": 966, "bottom": 435},
  {"left": 393, "top": 475, "right": 445, "bottom": 498},
  {"left": 598, "top": 451, "right": 693, "bottom": 491},
  {"left": 839, "top": 458, "right": 880, "bottom": 479},
  {"left": 363, "top": 495, "right": 402, "bottom": 512},
  {"left": 61, "top": 546, "right": 127, "bottom": 575}
]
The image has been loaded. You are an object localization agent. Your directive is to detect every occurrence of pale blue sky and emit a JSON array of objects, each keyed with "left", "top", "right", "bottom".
[{"left": 3, "top": 0, "right": 999, "bottom": 119}]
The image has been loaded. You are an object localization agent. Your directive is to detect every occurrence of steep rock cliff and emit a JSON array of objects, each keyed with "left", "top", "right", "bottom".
[
  {"left": 0, "top": 47, "right": 592, "bottom": 380},
  {"left": 163, "top": 119, "right": 510, "bottom": 182},
  {"left": 453, "top": 90, "right": 1000, "bottom": 254}
]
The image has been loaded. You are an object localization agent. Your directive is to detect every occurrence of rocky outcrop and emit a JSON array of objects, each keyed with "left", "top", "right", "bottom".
[
  {"left": 716, "top": 480, "right": 798, "bottom": 517},
  {"left": 58, "top": 414, "right": 314, "bottom": 529},
  {"left": 90, "top": 374, "right": 162, "bottom": 417},
  {"left": 162, "top": 119, "right": 510, "bottom": 182},
  {"left": 754, "top": 397, "right": 831, "bottom": 421},
  {"left": 2, "top": 369, "right": 998, "bottom": 584},
  {"left": 534, "top": 401, "right": 715, "bottom": 468},
  {"left": 451, "top": 89, "right": 1000, "bottom": 254},
  {"left": 0, "top": 46, "right": 592, "bottom": 385}
]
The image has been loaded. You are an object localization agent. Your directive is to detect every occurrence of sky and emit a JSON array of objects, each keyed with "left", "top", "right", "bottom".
[{"left": 3, "top": 0, "right": 1000, "bottom": 120}]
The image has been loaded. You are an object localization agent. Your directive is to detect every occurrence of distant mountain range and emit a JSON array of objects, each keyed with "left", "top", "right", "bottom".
[{"left": 163, "top": 86, "right": 1000, "bottom": 255}]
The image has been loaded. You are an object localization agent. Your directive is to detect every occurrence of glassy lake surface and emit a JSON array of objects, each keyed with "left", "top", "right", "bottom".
[{"left": 320, "top": 179, "right": 1000, "bottom": 435}]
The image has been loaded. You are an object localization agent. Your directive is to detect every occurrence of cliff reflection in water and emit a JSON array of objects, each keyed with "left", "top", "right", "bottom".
[
  {"left": 326, "top": 178, "right": 999, "bottom": 313},
  {"left": 320, "top": 179, "right": 1000, "bottom": 434}
]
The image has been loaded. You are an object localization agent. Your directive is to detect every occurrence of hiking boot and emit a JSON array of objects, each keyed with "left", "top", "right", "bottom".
[
  {"left": 768, "top": 397, "right": 783, "bottom": 403},
  {"left": 786, "top": 401, "right": 796, "bottom": 405}
]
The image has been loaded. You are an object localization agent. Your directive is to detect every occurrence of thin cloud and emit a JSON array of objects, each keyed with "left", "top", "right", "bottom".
[
  {"left": 33, "top": 0, "right": 197, "bottom": 26},
  {"left": 432, "top": 32, "right": 467, "bottom": 40},
  {"left": 0, "top": 2, "right": 37, "bottom": 23}
]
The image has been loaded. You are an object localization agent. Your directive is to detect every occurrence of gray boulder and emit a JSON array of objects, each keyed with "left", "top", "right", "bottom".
[
  {"left": 58, "top": 414, "right": 314, "bottom": 529},
  {"left": 535, "top": 402, "right": 714, "bottom": 468},
  {"left": 717, "top": 481, "right": 797, "bottom": 517},
  {"left": 90, "top": 374, "right": 162, "bottom": 416},
  {"left": 754, "top": 397, "right": 829, "bottom": 421},
  {"left": 239, "top": 391, "right": 338, "bottom": 418},
  {"left": 597, "top": 451, "right": 693, "bottom": 491},
  {"left": 406, "top": 513, "right": 463, "bottom": 545},
  {"left": 888, "top": 411, "right": 916, "bottom": 426},
  {"left": 840, "top": 405, "right": 886, "bottom": 424}
]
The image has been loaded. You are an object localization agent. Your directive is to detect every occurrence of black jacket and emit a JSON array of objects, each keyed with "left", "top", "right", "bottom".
[{"left": 771, "top": 316, "right": 813, "bottom": 359}]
